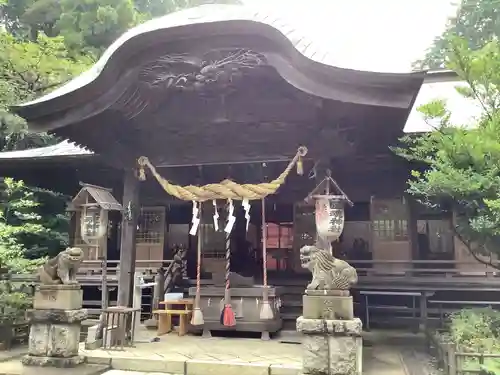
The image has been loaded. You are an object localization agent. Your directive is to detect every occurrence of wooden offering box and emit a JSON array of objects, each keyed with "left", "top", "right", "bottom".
[{"left": 188, "top": 286, "right": 282, "bottom": 336}]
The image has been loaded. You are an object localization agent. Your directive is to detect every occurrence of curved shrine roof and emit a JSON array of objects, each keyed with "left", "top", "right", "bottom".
[
  {"left": 8, "top": 4, "right": 430, "bottom": 168},
  {"left": 13, "top": 4, "right": 424, "bottom": 123}
]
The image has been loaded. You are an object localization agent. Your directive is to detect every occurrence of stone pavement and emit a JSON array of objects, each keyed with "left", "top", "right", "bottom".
[
  {"left": 0, "top": 331, "right": 413, "bottom": 375},
  {"left": 80, "top": 330, "right": 409, "bottom": 375}
]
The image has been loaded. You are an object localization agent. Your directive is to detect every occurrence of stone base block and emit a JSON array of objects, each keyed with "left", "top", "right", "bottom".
[
  {"left": 297, "top": 317, "right": 362, "bottom": 375},
  {"left": 28, "top": 321, "right": 82, "bottom": 357},
  {"left": 303, "top": 295, "right": 353, "bottom": 320},
  {"left": 27, "top": 308, "right": 88, "bottom": 324},
  {"left": 34, "top": 285, "right": 83, "bottom": 310},
  {"left": 305, "top": 290, "right": 350, "bottom": 297},
  {"left": 21, "top": 364, "right": 110, "bottom": 375},
  {"left": 86, "top": 323, "right": 120, "bottom": 349},
  {"left": 302, "top": 335, "right": 362, "bottom": 375},
  {"left": 22, "top": 355, "right": 84, "bottom": 368},
  {"left": 296, "top": 317, "right": 362, "bottom": 335}
]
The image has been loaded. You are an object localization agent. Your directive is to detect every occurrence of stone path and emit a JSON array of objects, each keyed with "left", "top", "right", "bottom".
[
  {"left": 399, "top": 346, "right": 443, "bottom": 375},
  {"left": 81, "top": 331, "right": 409, "bottom": 375},
  {"left": 0, "top": 331, "right": 416, "bottom": 375},
  {"left": 0, "top": 347, "right": 27, "bottom": 362}
]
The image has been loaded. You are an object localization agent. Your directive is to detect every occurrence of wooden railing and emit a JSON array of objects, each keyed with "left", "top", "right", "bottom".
[
  {"left": 10, "top": 258, "right": 500, "bottom": 285},
  {"left": 348, "top": 259, "right": 500, "bottom": 278},
  {"left": 10, "top": 259, "right": 173, "bottom": 285}
]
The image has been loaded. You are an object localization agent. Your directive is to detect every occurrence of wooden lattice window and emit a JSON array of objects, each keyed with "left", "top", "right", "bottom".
[
  {"left": 373, "top": 219, "right": 408, "bottom": 241},
  {"left": 136, "top": 207, "right": 164, "bottom": 244},
  {"left": 266, "top": 223, "right": 293, "bottom": 249}
]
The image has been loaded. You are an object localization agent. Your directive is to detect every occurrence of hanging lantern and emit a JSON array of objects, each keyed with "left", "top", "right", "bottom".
[
  {"left": 314, "top": 194, "right": 346, "bottom": 242},
  {"left": 305, "top": 169, "right": 353, "bottom": 246}
]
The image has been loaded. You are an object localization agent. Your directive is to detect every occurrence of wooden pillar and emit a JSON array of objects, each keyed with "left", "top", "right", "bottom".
[
  {"left": 68, "top": 212, "right": 77, "bottom": 247},
  {"left": 407, "top": 196, "right": 419, "bottom": 262},
  {"left": 117, "top": 169, "right": 140, "bottom": 307}
]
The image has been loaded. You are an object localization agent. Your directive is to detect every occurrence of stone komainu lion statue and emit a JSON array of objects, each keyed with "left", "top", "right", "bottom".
[
  {"left": 300, "top": 245, "right": 358, "bottom": 290},
  {"left": 38, "top": 247, "right": 84, "bottom": 285}
]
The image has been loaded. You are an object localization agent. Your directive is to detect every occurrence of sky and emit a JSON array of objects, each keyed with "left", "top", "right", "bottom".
[{"left": 242, "top": 0, "right": 459, "bottom": 72}]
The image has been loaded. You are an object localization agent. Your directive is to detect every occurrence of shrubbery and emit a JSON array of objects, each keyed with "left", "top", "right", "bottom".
[{"left": 445, "top": 308, "right": 500, "bottom": 374}]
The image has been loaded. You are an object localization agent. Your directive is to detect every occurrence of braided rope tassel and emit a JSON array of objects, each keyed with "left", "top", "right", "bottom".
[
  {"left": 221, "top": 200, "right": 236, "bottom": 327},
  {"left": 191, "top": 205, "right": 204, "bottom": 326},
  {"left": 260, "top": 198, "right": 274, "bottom": 320}
]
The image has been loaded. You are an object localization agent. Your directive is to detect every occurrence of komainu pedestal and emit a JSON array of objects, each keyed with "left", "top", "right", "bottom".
[
  {"left": 297, "top": 316, "right": 362, "bottom": 375},
  {"left": 23, "top": 284, "right": 88, "bottom": 368},
  {"left": 298, "top": 245, "right": 362, "bottom": 375}
]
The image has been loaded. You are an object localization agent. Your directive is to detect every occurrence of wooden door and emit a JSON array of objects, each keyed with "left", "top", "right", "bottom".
[{"left": 136, "top": 206, "right": 166, "bottom": 269}]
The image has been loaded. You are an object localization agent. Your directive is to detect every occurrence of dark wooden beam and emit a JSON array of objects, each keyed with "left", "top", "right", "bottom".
[
  {"left": 117, "top": 169, "right": 140, "bottom": 307},
  {"left": 68, "top": 213, "right": 77, "bottom": 247},
  {"left": 407, "top": 196, "right": 419, "bottom": 262}
]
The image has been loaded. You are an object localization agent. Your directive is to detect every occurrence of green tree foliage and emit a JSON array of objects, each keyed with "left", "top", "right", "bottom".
[
  {"left": 415, "top": 0, "right": 500, "bottom": 69},
  {"left": 0, "top": 0, "right": 241, "bottom": 267},
  {"left": 395, "top": 38, "right": 500, "bottom": 267},
  {"left": 20, "top": 186, "right": 70, "bottom": 260},
  {"left": 0, "top": 0, "right": 241, "bottom": 146},
  {"left": 135, "top": 0, "right": 241, "bottom": 23},
  {"left": 0, "top": 178, "right": 44, "bottom": 322},
  {"left": 0, "top": 32, "right": 91, "bottom": 151},
  {"left": 2, "top": 0, "right": 241, "bottom": 55},
  {"left": 56, "top": 0, "right": 137, "bottom": 55},
  {"left": 0, "top": 178, "right": 65, "bottom": 272}
]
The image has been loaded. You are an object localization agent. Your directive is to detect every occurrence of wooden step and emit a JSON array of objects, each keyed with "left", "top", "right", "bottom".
[
  {"left": 281, "top": 312, "right": 300, "bottom": 321},
  {"left": 278, "top": 286, "right": 306, "bottom": 295},
  {"left": 282, "top": 320, "right": 298, "bottom": 331},
  {"left": 281, "top": 300, "right": 302, "bottom": 307}
]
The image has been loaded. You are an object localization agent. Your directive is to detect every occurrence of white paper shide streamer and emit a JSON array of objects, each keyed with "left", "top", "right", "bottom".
[
  {"left": 189, "top": 200, "right": 200, "bottom": 236},
  {"left": 224, "top": 199, "right": 236, "bottom": 234},
  {"left": 212, "top": 200, "right": 219, "bottom": 231},
  {"left": 242, "top": 199, "right": 250, "bottom": 232}
]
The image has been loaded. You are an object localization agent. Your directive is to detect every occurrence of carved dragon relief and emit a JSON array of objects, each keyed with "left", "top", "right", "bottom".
[{"left": 112, "top": 48, "right": 267, "bottom": 119}]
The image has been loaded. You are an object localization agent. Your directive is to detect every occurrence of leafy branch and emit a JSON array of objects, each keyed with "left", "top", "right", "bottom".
[{"left": 396, "top": 38, "right": 500, "bottom": 265}]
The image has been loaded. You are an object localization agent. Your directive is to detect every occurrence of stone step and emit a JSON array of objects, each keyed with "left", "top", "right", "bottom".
[
  {"left": 0, "top": 363, "right": 109, "bottom": 375},
  {"left": 87, "top": 355, "right": 301, "bottom": 375}
]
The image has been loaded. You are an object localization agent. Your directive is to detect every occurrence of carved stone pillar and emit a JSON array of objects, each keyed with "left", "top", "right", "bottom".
[
  {"left": 297, "top": 292, "right": 363, "bottom": 375},
  {"left": 23, "top": 284, "right": 87, "bottom": 368}
]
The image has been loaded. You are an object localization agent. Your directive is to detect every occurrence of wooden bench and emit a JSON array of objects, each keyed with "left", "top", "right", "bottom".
[
  {"left": 153, "top": 299, "right": 193, "bottom": 336},
  {"left": 360, "top": 290, "right": 435, "bottom": 332}
]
